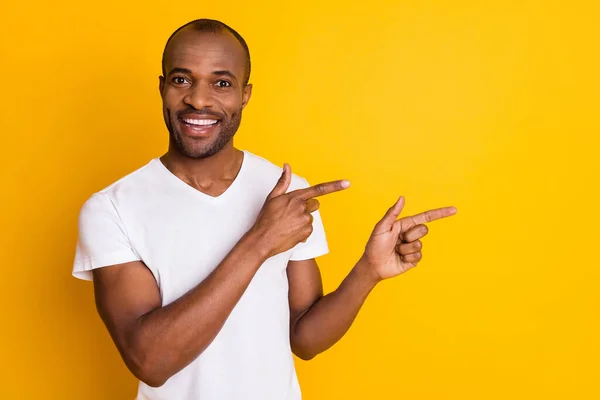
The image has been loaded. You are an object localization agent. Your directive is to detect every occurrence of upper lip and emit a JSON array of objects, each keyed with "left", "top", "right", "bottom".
[{"left": 179, "top": 112, "right": 222, "bottom": 122}]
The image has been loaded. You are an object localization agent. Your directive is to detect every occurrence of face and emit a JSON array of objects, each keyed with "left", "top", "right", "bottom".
[{"left": 159, "top": 29, "right": 252, "bottom": 159}]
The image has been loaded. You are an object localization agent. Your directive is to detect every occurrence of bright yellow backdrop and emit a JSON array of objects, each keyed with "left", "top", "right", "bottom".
[{"left": 1, "top": 0, "right": 598, "bottom": 399}]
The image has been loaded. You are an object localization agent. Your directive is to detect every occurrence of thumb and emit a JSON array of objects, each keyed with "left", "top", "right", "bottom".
[
  {"left": 373, "top": 196, "right": 405, "bottom": 234},
  {"left": 267, "top": 163, "right": 292, "bottom": 200}
]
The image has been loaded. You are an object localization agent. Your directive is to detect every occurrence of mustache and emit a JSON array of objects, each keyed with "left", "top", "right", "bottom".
[{"left": 176, "top": 107, "right": 225, "bottom": 120}]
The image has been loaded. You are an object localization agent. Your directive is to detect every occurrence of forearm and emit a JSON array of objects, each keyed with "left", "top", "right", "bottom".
[
  {"left": 127, "top": 232, "right": 268, "bottom": 386},
  {"left": 291, "top": 256, "right": 380, "bottom": 360}
]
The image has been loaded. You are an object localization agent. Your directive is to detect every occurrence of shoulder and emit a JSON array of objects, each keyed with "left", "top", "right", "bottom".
[{"left": 80, "top": 159, "right": 159, "bottom": 212}]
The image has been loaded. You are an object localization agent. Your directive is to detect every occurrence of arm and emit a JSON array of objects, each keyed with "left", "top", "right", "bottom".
[
  {"left": 90, "top": 165, "right": 350, "bottom": 387},
  {"left": 288, "top": 196, "right": 457, "bottom": 360},
  {"left": 288, "top": 257, "right": 379, "bottom": 360},
  {"left": 94, "top": 232, "right": 268, "bottom": 387}
]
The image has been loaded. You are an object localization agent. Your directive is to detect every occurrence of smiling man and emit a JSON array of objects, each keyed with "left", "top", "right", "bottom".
[{"left": 73, "top": 19, "right": 456, "bottom": 400}]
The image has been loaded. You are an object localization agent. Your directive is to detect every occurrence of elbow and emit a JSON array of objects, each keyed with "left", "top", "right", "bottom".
[
  {"left": 137, "top": 372, "right": 168, "bottom": 389},
  {"left": 295, "top": 350, "right": 317, "bottom": 361},
  {"left": 291, "top": 323, "right": 322, "bottom": 361},
  {"left": 126, "top": 351, "right": 171, "bottom": 388},
  {"left": 291, "top": 339, "right": 319, "bottom": 361}
]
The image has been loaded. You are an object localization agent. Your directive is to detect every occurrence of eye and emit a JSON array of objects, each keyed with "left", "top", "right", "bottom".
[
  {"left": 216, "top": 80, "right": 232, "bottom": 88},
  {"left": 171, "top": 76, "right": 189, "bottom": 85}
]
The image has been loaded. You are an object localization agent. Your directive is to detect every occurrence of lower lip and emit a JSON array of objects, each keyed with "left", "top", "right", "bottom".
[{"left": 179, "top": 120, "right": 220, "bottom": 137}]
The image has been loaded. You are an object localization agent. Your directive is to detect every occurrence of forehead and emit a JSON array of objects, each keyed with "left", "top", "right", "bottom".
[{"left": 163, "top": 29, "right": 246, "bottom": 77}]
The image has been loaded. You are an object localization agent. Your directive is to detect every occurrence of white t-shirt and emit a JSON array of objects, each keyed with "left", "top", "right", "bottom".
[{"left": 72, "top": 150, "right": 329, "bottom": 400}]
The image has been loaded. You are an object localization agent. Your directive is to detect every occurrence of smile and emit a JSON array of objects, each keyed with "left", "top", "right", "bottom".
[{"left": 182, "top": 118, "right": 219, "bottom": 126}]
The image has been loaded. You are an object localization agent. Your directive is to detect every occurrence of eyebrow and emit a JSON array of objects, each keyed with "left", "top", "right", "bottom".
[
  {"left": 212, "top": 70, "right": 238, "bottom": 82},
  {"left": 167, "top": 68, "right": 238, "bottom": 82},
  {"left": 167, "top": 67, "right": 193, "bottom": 76}
]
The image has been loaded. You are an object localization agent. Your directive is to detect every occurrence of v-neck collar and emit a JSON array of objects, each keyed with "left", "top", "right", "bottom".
[{"left": 153, "top": 150, "right": 249, "bottom": 203}]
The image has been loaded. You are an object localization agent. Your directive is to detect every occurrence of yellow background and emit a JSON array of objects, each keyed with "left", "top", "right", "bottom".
[{"left": 1, "top": 0, "right": 599, "bottom": 398}]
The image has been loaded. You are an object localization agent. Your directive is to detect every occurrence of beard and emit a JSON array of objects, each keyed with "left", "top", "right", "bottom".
[{"left": 165, "top": 107, "right": 243, "bottom": 159}]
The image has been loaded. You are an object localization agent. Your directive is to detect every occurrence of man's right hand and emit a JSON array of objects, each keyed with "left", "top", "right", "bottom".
[{"left": 249, "top": 164, "right": 350, "bottom": 258}]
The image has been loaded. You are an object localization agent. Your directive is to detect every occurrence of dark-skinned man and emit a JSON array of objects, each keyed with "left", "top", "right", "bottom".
[{"left": 72, "top": 19, "right": 457, "bottom": 400}]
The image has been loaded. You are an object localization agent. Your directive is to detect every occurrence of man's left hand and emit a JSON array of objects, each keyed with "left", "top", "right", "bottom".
[{"left": 361, "top": 197, "right": 457, "bottom": 281}]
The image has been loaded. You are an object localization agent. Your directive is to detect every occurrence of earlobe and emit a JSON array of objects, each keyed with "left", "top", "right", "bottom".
[{"left": 242, "top": 83, "right": 253, "bottom": 109}]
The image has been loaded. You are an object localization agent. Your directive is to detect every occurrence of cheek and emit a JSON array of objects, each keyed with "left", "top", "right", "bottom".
[
  {"left": 163, "top": 88, "right": 185, "bottom": 110},
  {"left": 222, "top": 93, "right": 244, "bottom": 115}
]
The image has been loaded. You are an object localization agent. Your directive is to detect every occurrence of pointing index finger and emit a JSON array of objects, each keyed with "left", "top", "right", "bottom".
[
  {"left": 293, "top": 180, "right": 351, "bottom": 200},
  {"left": 401, "top": 206, "right": 457, "bottom": 229}
]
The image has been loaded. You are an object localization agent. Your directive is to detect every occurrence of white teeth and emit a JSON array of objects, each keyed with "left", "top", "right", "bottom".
[{"left": 183, "top": 119, "right": 218, "bottom": 126}]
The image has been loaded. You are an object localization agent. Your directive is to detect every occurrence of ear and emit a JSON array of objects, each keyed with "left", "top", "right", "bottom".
[
  {"left": 241, "top": 83, "right": 253, "bottom": 109},
  {"left": 159, "top": 76, "right": 165, "bottom": 96}
]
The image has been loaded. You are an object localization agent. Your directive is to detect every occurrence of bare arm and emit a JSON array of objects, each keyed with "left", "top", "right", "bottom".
[
  {"left": 287, "top": 258, "right": 378, "bottom": 360},
  {"left": 288, "top": 197, "right": 457, "bottom": 360},
  {"left": 91, "top": 165, "right": 350, "bottom": 387},
  {"left": 93, "top": 232, "right": 268, "bottom": 387}
]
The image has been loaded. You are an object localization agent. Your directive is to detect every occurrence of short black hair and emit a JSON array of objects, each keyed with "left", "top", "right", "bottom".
[{"left": 161, "top": 19, "right": 251, "bottom": 85}]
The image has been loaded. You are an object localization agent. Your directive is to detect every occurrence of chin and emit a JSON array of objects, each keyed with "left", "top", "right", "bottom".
[
  {"left": 182, "top": 140, "right": 226, "bottom": 159},
  {"left": 169, "top": 124, "right": 236, "bottom": 159}
]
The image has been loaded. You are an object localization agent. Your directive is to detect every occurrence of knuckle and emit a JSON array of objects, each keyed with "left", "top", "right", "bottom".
[{"left": 288, "top": 191, "right": 299, "bottom": 201}]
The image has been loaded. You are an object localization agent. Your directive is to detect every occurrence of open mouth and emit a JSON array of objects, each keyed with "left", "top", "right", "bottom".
[
  {"left": 179, "top": 117, "right": 221, "bottom": 136},
  {"left": 182, "top": 118, "right": 219, "bottom": 127}
]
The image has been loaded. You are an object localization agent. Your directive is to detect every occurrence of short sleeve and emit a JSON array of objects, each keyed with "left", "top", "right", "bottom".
[
  {"left": 289, "top": 177, "right": 329, "bottom": 261},
  {"left": 72, "top": 193, "right": 140, "bottom": 281}
]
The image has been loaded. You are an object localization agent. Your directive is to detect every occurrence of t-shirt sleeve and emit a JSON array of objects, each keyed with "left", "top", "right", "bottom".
[
  {"left": 72, "top": 192, "right": 140, "bottom": 281},
  {"left": 289, "top": 177, "right": 329, "bottom": 261}
]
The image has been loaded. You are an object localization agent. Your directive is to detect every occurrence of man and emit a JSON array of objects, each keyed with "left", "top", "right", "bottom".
[{"left": 73, "top": 19, "right": 456, "bottom": 400}]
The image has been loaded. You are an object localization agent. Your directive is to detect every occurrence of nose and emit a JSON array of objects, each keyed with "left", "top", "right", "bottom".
[{"left": 183, "top": 82, "right": 215, "bottom": 110}]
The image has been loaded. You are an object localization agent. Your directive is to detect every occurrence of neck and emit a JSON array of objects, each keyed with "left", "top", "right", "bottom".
[{"left": 159, "top": 143, "right": 243, "bottom": 191}]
